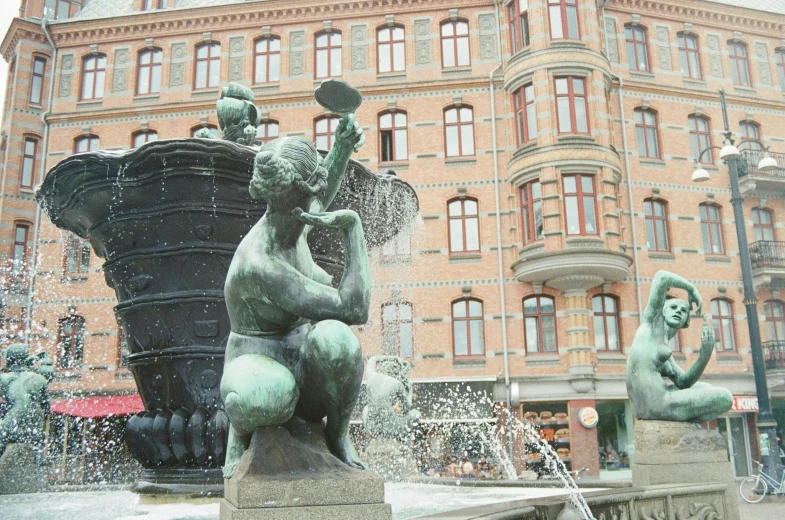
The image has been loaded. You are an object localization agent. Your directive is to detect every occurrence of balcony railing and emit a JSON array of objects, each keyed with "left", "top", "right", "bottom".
[
  {"left": 749, "top": 241, "right": 785, "bottom": 270},
  {"left": 739, "top": 149, "right": 785, "bottom": 178},
  {"left": 763, "top": 340, "right": 785, "bottom": 370}
]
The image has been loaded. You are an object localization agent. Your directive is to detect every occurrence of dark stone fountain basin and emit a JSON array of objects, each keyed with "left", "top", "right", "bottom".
[{"left": 36, "top": 138, "right": 418, "bottom": 489}]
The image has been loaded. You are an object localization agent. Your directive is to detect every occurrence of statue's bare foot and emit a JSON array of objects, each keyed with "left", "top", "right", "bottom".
[
  {"left": 327, "top": 432, "right": 367, "bottom": 470},
  {"left": 222, "top": 426, "right": 248, "bottom": 479}
]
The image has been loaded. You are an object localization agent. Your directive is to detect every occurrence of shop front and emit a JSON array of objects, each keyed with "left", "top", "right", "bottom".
[{"left": 713, "top": 395, "right": 759, "bottom": 478}]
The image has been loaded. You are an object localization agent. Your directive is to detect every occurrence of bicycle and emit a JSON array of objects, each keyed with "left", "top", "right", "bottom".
[{"left": 738, "top": 460, "right": 785, "bottom": 503}]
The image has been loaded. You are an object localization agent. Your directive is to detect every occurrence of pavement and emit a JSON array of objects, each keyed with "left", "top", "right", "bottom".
[{"left": 737, "top": 493, "right": 785, "bottom": 519}]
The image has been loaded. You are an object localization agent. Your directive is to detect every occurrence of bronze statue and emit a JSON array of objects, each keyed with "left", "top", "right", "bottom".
[
  {"left": 626, "top": 271, "right": 733, "bottom": 422},
  {"left": 0, "top": 344, "right": 50, "bottom": 457}
]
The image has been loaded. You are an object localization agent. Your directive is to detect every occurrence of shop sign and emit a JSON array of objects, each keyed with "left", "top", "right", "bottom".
[
  {"left": 578, "top": 407, "right": 598, "bottom": 428},
  {"left": 731, "top": 396, "right": 758, "bottom": 412}
]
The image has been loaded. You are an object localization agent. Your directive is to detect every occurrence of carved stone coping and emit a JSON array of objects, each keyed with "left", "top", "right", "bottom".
[{"left": 512, "top": 245, "right": 631, "bottom": 288}]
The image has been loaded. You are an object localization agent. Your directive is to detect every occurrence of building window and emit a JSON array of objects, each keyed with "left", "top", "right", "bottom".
[
  {"left": 593, "top": 294, "right": 621, "bottom": 351},
  {"left": 452, "top": 298, "right": 484, "bottom": 357},
  {"left": 377, "top": 25, "right": 405, "bottom": 73},
  {"left": 382, "top": 301, "right": 413, "bottom": 358},
  {"left": 444, "top": 106, "right": 474, "bottom": 157},
  {"left": 548, "top": 0, "right": 579, "bottom": 40},
  {"left": 563, "top": 175, "right": 597, "bottom": 236},
  {"left": 752, "top": 207, "right": 774, "bottom": 242},
  {"left": 523, "top": 296, "right": 556, "bottom": 353},
  {"left": 521, "top": 180, "right": 543, "bottom": 245},
  {"left": 728, "top": 41, "right": 752, "bottom": 87},
  {"left": 764, "top": 300, "right": 785, "bottom": 342},
  {"left": 195, "top": 43, "right": 220, "bottom": 89},
  {"left": 448, "top": 198, "right": 480, "bottom": 253},
  {"left": 688, "top": 115, "right": 713, "bottom": 163},
  {"left": 634, "top": 108, "right": 659, "bottom": 159},
  {"left": 379, "top": 111, "right": 407, "bottom": 162},
  {"left": 137, "top": 49, "right": 162, "bottom": 95},
  {"left": 192, "top": 125, "right": 218, "bottom": 139},
  {"left": 74, "top": 135, "right": 100, "bottom": 153},
  {"left": 710, "top": 298, "right": 736, "bottom": 352},
  {"left": 254, "top": 37, "right": 281, "bottom": 84},
  {"left": 55, "top": 0, "right": 76, "bottom": 20},
  {"left": 64, "top": 233, "right": 90, "bottom": 274},
  {"left": 29, "top": 57, "right": 46, "bottom": 105},
  {"left": 314, "top": 116, "right": 340, "bottom": 151},
  {"left": 441, "top": 19, "right": 470, "bottom": 68},
  {"left": 12, "top": 223, "right": 29, "bottom": 274},
  {"left": 513, "top": 84, "right": 537, "bottom": 145},
  {"left": 132, "top": 131, "right": 158, "bottom": 148},
  {"left": 644, "top": 198, "right": 669, "bottom": 252},
  {"left": 256, "top": 120, "right": 279, "bottom": 146},
  {"left": 509, "top": 0, "right": 530, "bottom": 52},
  {"left": 57, "top": 315, "right": 85, "bottom": 370},
  {"left": 555, "top": 77, "right": 588, "bottom": 134},
  {"left": 777, "top": 48, "right": 785, "bottom": 91},
  {"left": 699, "top": 203, "right": 724, "bottom": 255},
  {"left": 80, "top": 54, "right": 106, "bottom": 100},
  {"left": 625, "top": 25, "right": 650, "bottom": 72},
  {"left": 143, "top": 0, "right": 167, "bottom": 10},
  {"left": 315, "top": 31, "right": 342, "bottom": 79},
  {"left": 678, "top": 33, "right": 702, "bottom": 79},
  {"left": 739, "top": 121, "right": 762, "bottom": 152},
  {"left": 21, "top": 138, "right": 37, "bottom": 189}
]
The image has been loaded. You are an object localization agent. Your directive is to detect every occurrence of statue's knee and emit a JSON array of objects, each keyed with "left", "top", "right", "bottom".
[{"left": 307, "top": 320, "right": 361, "bottom": 363}]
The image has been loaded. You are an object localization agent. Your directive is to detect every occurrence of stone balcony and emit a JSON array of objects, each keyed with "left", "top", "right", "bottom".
[
  {"left": 749, "top": 240, "right": 785, "bottom": 289},
  {"left": 738, "top": 150, "right": 785, "bottom": 197}
]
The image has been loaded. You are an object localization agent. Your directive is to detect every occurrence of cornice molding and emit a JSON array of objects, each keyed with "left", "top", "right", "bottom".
[{"left": 1, "top": 19, "right": 48, "bottom": 62}]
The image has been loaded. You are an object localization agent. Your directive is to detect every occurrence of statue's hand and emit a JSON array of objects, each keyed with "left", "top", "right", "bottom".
[
  {"left": 688, "top": 288, "right": 703, "bottom": 317},
  {"left": 293, "top": 207, "right": 360, "bottom": 230},
  {"left": 336, "top": 113, "right": 364, "bottom": 152},
  {"left": 700, "top": 321, "right": 715, "bottom": 357}
]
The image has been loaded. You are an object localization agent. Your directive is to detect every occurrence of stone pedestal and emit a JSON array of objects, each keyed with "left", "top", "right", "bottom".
[
  {"left": 632, "top": 420, "right": 740, "bottom": 520},
  {"left": 219, "top": 418, "right": 391, "bottom": 520},
  {"left": 0, "top": 444, "right": 48, "bottom": 495}
]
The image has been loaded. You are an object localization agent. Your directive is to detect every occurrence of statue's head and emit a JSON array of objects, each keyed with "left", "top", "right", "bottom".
[
  {"left": 2, "top": 343, "right": 30, "bottom": 369},
  {"left": 662, "top": 298, "right": 691, "bottom": 329},
  {"left": 249, "top": 136, "right": 327, "bottom": 203}
]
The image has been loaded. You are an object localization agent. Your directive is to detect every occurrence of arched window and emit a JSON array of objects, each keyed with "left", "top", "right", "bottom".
[
  {"left": 644, "top": 198, "right": 669, "bottom": 252},
  {"left": 55, "top": 0, "right": 77, "bottom": 20},
  {"left": 143, "top": 0, "right": 167, "bottom": 10},
  {"left": 678, "top": 33, "right": 701, "bottom": 80},
  {"left": 132, "top": 130, "right": 158, "bottom": 148},
  {"left": 444, "top": 106, "right": 474, "bottom": 157},
  {"left": 513, "top": 83, "right": 537, "bottom": 145},
  {"left": 11, "top": 222, "right": 30, "bottom": 274},
  {"left": 764, "top": 300, "right": 785, "bottom": 343},
  {"left": 74, "top": 134, "right": 100, "bottom": 153},
  {"left": 739, "top": 121, "right": 762, "bottom": 152},
  {"left": 521, "top": 180, "right": 543, "bottom": 245},
  {"left": 57, "top": 315, "right": 85, "bottom": 369},
  {"left": 710, "top": 298, "right": 736, "bottom": 352},
  {"left": 256, "top": 120, "right": 279, "bottom": 146},
  {"left": 314, "top": 115, "right": 341, "bottom": 151},
  {"left": 81, "top": 54, "right": 106, "bottom": 100},
  {"left": 64, "top": 232, "right": 90, "bottom": 274},
  {"left": 523, "top": 295, "right": 557, "bottom": 353},
  {"left": 194, "top": 43, "right": 221, "bottom": 89},
  {"left": 728, "top": 41, "right": 752, "bottom": 87},
  {"left": 441, "top": 19, "right": 470, "bottom": 68},
  {"left": 699, "top": 203, "right": 724, "bottom": 255},
  {"left": 254, "top": 36, "right": 281, "bottom": 84},
  {"left": 21, "top": 136, "right": 38, "bottom": 189},
  {"left": 508, "top": 0, "right": 530, "bottom": 52},
  {"left": 192, "top": 125, "right": 218, "bottom": 138},
  {"left": 137, "top": 48, "right": 163, "bottom": 95},
  {"left": 448, "top": 198, "right": 480, "bottom": 253},
  {"left": 29, "top": 56, "right": 46, "bottom": 105},
  {"left": 688, "top": 115, "right": 712, "bottom": 163},
  {"left": 563, "top": 174, "right": 597, "bottom": 235},
  {"left": 315, "top": 31, "right": 342, "bottom": 79},
  {"left": 593, "top": 294, "right": 621, "bottom": 351},
  {"left": 625, "top": 24, "right": 650, "bottom": 72},
  {"left": 777, "top": 48, "right": 785, "bottom": 91},
  {"left": 555, "top": 76, "right": 588, "bottom": 134},
  {"left": 634, "top": 108, "right": 659, "bottom": 159},
  {"left": 548, "top": 0, "right": 579, "bottom": 40},
  {"left": 382, "top": 301, "right": 413, "bottom": 358},
  {"left": 752, "top": 207, "right": 775, "bottom": 242},
  {"left": 379, "top": 111, "right": 407, "bottom": 162},
  {"left": 452, "top": 298, "right": 484, "bottom": 357},
  {"left": 377, "top": 25, "right": 405, "bottom": 73}
]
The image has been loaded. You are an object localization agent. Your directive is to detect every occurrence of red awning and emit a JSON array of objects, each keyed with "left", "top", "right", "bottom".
[{"left": 50, "top": 394, "right": 145, "bottom": 418}]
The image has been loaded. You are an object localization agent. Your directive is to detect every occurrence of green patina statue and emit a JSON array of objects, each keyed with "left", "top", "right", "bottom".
[
  {"left": 627, "top": 271, "right": 733, "bottom": 422},
  {"left": 220, "top": 80, "right": 367, "bottom": 478},
  {"left": 216, "top": 83, "right": 261, "bottom": 146},
  {"left": 0, "top": 344, "right": 50, "bottom": 457}
]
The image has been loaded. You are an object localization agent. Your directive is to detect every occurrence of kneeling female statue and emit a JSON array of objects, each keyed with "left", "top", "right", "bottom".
[
  {"left": 220, "top": 114, "right": 367, "bottom": 478},
  {"left": 627, "top": 270, "right": 733, "bottom": 422}
]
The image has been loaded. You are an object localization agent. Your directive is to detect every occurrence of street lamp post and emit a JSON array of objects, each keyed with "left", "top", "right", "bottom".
[{"left": 693, "top": 89, "right": 782, "bottom": 480}]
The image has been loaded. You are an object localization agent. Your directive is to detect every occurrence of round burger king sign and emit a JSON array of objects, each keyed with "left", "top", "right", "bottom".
[{"left": 578, "top": 407, "right": 598, "bottom": 428}]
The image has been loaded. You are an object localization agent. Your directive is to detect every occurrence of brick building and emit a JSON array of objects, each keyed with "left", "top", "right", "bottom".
[{"left": 0, "top": 0, "right": 783, "bottom": 481}]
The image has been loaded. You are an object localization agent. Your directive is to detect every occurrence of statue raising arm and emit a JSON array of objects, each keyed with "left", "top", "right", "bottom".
[
  {"left": 313, "top": 114, "right": 364, "bottom": 213},
  {"left": 643, "top": 270, "right": 703, "bottom": 325},
  {"left": 662, "top": 315, "right": 715, "bottom": 389}
]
